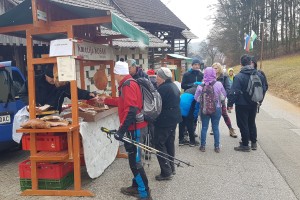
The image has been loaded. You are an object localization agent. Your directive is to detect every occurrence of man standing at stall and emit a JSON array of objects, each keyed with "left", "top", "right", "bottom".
[
  {"left": 102, "top": 61, "right": 152, "bottom": 200},
  {"left": 127, "top": 59, "right": 148, "bottom": 79}
]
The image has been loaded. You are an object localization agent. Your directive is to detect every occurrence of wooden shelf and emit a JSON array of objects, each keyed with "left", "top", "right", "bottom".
[
  {"left": 17, "top": 125, "right": 79, "bottom": 134},
  {"left": 30, "top": 151, "right": 69, "bottom": 161}
]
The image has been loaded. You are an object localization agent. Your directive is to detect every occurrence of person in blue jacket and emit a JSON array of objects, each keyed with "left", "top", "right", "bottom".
[{"left": 178, "top": 83, "right": 201, "bottom": 146}]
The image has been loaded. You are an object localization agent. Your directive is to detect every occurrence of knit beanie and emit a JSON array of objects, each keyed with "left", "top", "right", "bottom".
[
  {"left": 114, "top": 61, "right": 129, "bottom": 75},
  {"left": 127, "top": 59, "right": 137, "bottom": 67},
  {"left": 157, "top": 67, "right": 172, "bottom": 80},
  {"left": 192, "top": 58, "right": 201, "bottom": 66}
]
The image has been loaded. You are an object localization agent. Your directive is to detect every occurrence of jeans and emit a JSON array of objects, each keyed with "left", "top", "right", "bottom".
[{"left": 200, "top": 107, "right": 221, "bottom": 148}]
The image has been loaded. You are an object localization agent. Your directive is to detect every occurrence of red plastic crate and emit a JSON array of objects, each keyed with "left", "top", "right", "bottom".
[
  {"left": 19, "top": 160, "right": 74, "bottom": 179},
  {"left": 22, "top": 133, "right": 68, "bottom": 151}
]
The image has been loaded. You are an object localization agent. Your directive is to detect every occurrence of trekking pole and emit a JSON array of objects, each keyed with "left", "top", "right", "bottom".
[
  {"left": 123, "top": 135, "right": 194, "bottom": 167},
  {"left": 121, "top": 137, "right": 183, "bottom": 168},
  {"left": 101, "top": 127, "right": 185, "bottom": 167}
]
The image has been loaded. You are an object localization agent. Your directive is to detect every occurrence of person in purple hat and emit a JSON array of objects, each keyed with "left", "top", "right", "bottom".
[{"left": 194, "top": 67, "right": 226, "bottom": 153}]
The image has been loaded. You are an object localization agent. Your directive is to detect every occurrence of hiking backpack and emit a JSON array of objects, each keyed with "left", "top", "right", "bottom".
[
  {"left": 199, "top": 81, "right": 216, "bottom": 115},
  {"left": 123, "top": 78, "right": 162, "bottom": 122},
  {"left": 246, "top": 71, "right": 264, "bottom": 103}
]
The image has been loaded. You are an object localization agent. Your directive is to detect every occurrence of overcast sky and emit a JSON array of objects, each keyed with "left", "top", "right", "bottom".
[{"left": 162, "top": 0, "right": 218, "bottom": 43}]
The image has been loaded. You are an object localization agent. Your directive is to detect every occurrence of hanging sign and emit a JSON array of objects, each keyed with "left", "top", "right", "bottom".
[
  {"left": 49, "top": 39, "right": 73, "bottom": 57},
  {"left": 37, "top": 10, "right": 47, "bottom": 21},
  {"left": 75, "top": 42, "right": 113, "bottom": 61},
  {"left": 56, "top": 57, "right": 77, "bottom": 81}
]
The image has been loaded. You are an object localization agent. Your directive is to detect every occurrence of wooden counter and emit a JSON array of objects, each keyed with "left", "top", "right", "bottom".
[{"left": 63, "top": 107, "right": 118, "bottom": 122}]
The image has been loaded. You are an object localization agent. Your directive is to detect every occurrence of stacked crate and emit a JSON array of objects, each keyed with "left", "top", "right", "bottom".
[{"left": 19, "top": 133, "right": 74, "bottom": 190}]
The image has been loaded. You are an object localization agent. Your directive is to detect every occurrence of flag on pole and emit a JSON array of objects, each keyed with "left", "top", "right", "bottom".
[
  {"left": 250, "top": 30, "right": 257, "bottom": 51},
  {"left": 244, "top": 30, "right": 257, "bottom": 52},
  {"left": 244, "top": 33, "right": 251, "bottom": 52}
]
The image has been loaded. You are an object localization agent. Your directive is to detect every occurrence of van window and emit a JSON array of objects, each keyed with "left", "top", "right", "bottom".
[{"left": 0, "top": 70, "right": 10, "bottom": 103}]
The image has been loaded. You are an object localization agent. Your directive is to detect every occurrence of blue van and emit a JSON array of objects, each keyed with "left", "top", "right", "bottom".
[{"left": 0, "top": 61, "right": 26, "bottom": 151}]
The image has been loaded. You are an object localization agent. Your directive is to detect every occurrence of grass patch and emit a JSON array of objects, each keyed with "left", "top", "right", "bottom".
[{"left": 259, "top": 54, "right": 300, "bottom": 106}]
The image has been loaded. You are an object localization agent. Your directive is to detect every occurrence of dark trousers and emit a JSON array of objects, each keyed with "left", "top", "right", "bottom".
[
  {"left": 154, "top": 125, "right": 176, "bottom": 177},
  {"left": 235, "top": 105, "right": 257, "bottom": 146},
  {"left": 179, "top": 116, "right": 195, "bottom": 143},
  {"left": 124, "top": 128, "right": 150, "bottom": 198}
]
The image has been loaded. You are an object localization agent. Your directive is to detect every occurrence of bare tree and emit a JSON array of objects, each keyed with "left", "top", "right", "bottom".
[{"left": 198, "top": 40, "right": 219, "bottom": 65}]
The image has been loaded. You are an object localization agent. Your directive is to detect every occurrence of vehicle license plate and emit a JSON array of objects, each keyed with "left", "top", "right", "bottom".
[{"left": 0, "top": 114, "right": 11, "bottom": 124}]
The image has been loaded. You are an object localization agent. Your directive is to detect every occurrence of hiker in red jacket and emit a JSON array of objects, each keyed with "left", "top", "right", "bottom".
[{"left": 102, "top": 61, "right": 152, "bottom": 200}]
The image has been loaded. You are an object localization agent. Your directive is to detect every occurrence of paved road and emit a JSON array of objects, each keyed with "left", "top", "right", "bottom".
[{"left": 0, "top": 93, "right": 299, "bottom": 200}]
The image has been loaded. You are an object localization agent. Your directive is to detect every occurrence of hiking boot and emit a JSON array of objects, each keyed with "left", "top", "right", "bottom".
[
  {"left": 229, "top": 128, "right": 238, "bottom": 138},
  {"left": 234, "top": 145, "right": 251, "bottom": 152},
  {"left": 189, "top": 142, "right": 195, "bottom": 147},
  {"left": 155, "top": 174, "right": 173, "bottom": 181},
  {"left": 120, "top": 186, "right": 139, "bottom": 197},
  {"left": 214, "top": 147, "right": 220, "bottom": 153},
  {"left": 251, "top": 142, "right": 257, "bottom": 150},
  {"left": 179, "top": 139, "right": 189, "bottom": 146},
  {"left": 199, "top": 145, "right": 206, "bottom": 152},
  {"left": 179, "top": 140, "right": 184, "bottom": 146}
]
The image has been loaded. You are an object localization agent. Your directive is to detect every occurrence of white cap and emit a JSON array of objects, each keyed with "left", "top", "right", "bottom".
[{"left": 114, "top": 61, "right": 129, "bottom": 75}]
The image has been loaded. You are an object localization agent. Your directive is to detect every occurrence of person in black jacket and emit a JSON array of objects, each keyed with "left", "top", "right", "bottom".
[
  {"left": 19, "top": 65, "right": 95, "bottom": 112},
  {"left": 181, "top": 58, "right": 204, "bottom": 91},
  {"left": 227, "top": 55, "right": 267, "bottom": 152},
  {"left": 154, "top": 67, "right": 182, "bottom": 181}
]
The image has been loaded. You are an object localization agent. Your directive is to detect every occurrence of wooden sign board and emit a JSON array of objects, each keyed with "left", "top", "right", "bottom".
[{"left": 75, "top": 42, "right": 113, "bottom": 61}]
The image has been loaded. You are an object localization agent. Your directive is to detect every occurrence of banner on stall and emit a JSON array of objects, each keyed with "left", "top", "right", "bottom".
[{"left": 75, "top": 42, "right": 113, "bottom": 61}]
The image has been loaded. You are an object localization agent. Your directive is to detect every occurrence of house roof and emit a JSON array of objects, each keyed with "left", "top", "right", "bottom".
[
  {"left": 0, "top": 0, "right": 169, "bottom": 48},
  {"left": 114, "top": 0, "right": 188, "bottom": 30},
  {"left": 181, "top": 29, "right": 198, "bottom": 40}
]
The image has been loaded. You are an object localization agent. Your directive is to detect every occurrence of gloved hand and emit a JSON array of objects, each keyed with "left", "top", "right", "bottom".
[
  {"left": 114, "top": 131, "right": 124, "bottom": 141},
  {"left": 194, "top": 81, "right": 202, "bottom": 85}
]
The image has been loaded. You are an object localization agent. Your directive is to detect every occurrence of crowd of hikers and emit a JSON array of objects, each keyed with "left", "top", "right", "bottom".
[{"left": 100, "top": 54, "right": 268, "bottom": 200}]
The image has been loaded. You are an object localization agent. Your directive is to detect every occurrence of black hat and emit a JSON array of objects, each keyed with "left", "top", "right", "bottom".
[{"left": 44, "top": 64, "right": 54, "bottom": 78}]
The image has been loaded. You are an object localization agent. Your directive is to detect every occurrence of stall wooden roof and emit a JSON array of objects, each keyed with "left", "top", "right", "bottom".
[{"left": 0, "top": 0, "right": 169, "bottom": 48}]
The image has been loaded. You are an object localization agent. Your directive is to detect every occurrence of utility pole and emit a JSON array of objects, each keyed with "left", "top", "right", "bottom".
[{"left": 260, "top": 22, "right": 264, "bottom": 70}]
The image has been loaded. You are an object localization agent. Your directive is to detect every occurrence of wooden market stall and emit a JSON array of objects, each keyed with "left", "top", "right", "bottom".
[
  {"left": 161, "top": 53, "right": 192, "bottom": 82},
  {"left": 0, "top": 0, "right": 149, "bottom": 197}
]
